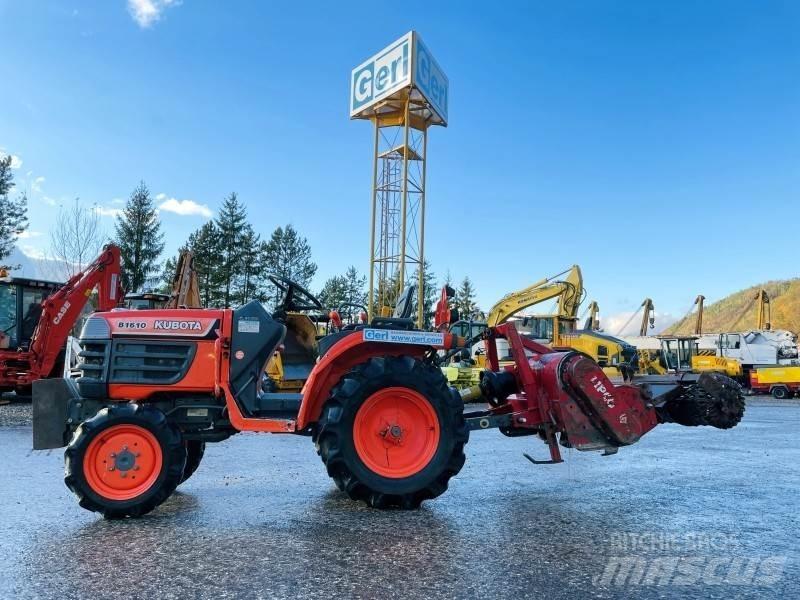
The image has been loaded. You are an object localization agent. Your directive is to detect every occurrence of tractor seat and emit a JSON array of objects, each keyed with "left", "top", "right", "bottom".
[{"left": 370, "top": 317, "right": 415, "bottom": 330}]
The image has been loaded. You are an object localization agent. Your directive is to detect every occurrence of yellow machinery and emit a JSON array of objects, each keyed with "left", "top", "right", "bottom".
[
  {"left": 756, "top": 289, "right": 771, "bottom": 330},
  {"left": 441, "top": 266, "right": 638, "bottom": 387},
  {"left": 167, "top": 251, "right": 201, "bottom": 309},
  {"left": 639, "top": 298, "right": 655, "bottom": 336},
  {"left": 581, "top": 301, "right": 600, "bottom": 331},
  {"left": 124, "top": 250, "right": 202, "bottom": 310},
  {"left": 693, "top": 295, "right": 705, "bottom": 335}
]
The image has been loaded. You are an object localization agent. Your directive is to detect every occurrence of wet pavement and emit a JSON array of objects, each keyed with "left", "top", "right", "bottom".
[{"left": 0, "top": 399, "right": 798, "bottom": 599}]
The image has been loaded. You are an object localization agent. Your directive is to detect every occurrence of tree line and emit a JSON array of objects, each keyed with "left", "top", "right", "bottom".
[
  {"left": 115, "top": 182, "right": 485, "bottom": 324},
  {"left": 0, "top": 162, "right": 484, "bottom": 326}
]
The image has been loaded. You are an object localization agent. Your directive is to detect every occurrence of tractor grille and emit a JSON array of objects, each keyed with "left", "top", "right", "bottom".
[
  {"left": 109, "top": 341, "right": 196, "bottom": 384},
  {"left": 76, "top": 339, "right": 196, "bottom": 394}
]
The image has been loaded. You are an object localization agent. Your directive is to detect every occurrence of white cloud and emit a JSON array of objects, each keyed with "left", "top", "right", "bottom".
[
  {"left": 158, "top": 196, "right": 213, "bottom": 218},
  {"left": 32, "top": 176, "right": 45, "bottom": 193},
  {"left": 111, "top": 198, "right": 125, "bottom": 204},
  {"left": 42, "top": 196, "right": 57, "bottom": 206},
  {"left": 127, "top": 0, "right": 180, "bottom": 28},
  {"left": 20, "top": 244, "right": 46, "bottom": 260},
  {"left": 94, "top": 205, "right": 123, "bottom": 218},
  {"left": 16, "top": 231, "right": 43, "bottom": 240}
]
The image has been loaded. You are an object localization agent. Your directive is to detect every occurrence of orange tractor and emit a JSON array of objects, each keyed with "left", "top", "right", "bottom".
[{"left": 33, "top": 278, "right": 745, "bottom": 518}]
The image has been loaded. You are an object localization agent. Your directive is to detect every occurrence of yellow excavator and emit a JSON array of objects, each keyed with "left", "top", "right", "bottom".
[
  {"left": 581, "top": 301, "right": 600, "bottom": 331},
  {"left": 438, "top": 266, "right": 638, "bottom": 388},
  {"left": 124, "top": 250, "right": 202, "bottom": 310}
]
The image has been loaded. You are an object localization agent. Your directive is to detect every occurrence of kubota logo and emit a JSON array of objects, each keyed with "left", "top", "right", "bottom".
[
  {"left": 154, "top": 320, "right": 202, "bottom": 331},
  {"left": 53, "top": 301, "right": 71, "bottom": 325}
]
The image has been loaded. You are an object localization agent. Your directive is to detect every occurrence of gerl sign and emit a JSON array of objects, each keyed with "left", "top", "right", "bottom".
[{"left": 350, "top": 31, "right": 449, "bottom": 126}]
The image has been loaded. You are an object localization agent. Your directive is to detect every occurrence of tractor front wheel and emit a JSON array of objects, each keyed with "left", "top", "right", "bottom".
[
  {"left": 314, "top": 356, "right": 468, "bottom": 509},
  {"left": 65, "top": 404, "right": 186, "bottom": 519}
]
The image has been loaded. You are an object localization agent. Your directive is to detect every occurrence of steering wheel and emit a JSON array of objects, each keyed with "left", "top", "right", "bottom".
[
  {"left": 269, "top": 275, "right": 324, "bottom": 313},
  {"left": 337, "top": 302, "right": 368, "bottom": 320}
]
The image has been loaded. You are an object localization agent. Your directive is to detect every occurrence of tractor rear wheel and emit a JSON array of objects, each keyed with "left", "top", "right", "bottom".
[
  {"left": 180, "top": 440, "right": 206, "bottom": 484},
  {"left": 65, "top": 404, "right": 186, "bottom": 519},
  {"left": 314, "top": 356, "right": 468, "bottom": 509}
]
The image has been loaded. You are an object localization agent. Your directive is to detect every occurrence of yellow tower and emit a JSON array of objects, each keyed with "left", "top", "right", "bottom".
[{"left": 350, "top": 31, "right": 448, "bottom": 326}]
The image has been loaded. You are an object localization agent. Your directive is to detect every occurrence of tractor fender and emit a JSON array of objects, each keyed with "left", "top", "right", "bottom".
[{"left": 296, "top": 332, "right": 427, "bottom": 430}]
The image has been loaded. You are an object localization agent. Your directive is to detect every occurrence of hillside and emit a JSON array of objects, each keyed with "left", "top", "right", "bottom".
[{"left": 665, "top": 278, "right": 800, "bottom": 335}]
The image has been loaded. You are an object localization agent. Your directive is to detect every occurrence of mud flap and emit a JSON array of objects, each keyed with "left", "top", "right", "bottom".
[{"left": 32, "top": 378, "right": 77, "bottom": 450}]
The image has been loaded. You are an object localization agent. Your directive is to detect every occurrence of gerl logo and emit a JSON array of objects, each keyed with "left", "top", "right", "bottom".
[
  {"left": 350, "top": 32, "right": 448, "bottom": 125},
  {"left": 351, "top": 34, "right": 411, "bottom": 113}
]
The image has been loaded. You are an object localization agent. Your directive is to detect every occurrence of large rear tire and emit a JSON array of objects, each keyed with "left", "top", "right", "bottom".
[
  {"left": 65, "top": 404, "right": 186, "bottom": 519},
  {"left": 314, "top": 356, "right": 468, "bottom": 509}
]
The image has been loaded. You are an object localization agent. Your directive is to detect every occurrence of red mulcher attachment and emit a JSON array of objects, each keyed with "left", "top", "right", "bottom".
[{"left": 461, "top": 323, "right": 744, "bottom": 462}]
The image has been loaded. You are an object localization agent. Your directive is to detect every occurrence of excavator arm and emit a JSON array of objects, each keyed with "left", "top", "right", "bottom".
[
  {"left": 485, "top": 265, "right": 583, "bottom": 327},
  {"left": 26, "top": 245, "right": 123, "bottom": 381},
  {"left": 167, "top": 250, "right": 201, "bottom": 309}
]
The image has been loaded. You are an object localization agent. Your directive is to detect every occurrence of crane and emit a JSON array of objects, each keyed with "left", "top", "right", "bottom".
[
  {"left": 639, "top": 298, "right": 655, "bottom": 336},
  {"left": 616, "top": 298, "right": 655, "bottom": 336},
  {"left": 694, "top": 295, "right": 705, "bottom": 335},
  {"left": 581, "top": 301, "right": 600, "bottom": 331},
  {"left": 756, "top": 289, "right": 771, "bottom": 330}
]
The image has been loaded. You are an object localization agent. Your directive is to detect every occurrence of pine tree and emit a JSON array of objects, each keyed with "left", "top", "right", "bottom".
[
  {"left": 343, "top": 266, "right": 368, "bottom": 312},
  {"left": 235, "top": 224, "right": 266, "bottom": 305},
  {"left": 457, "top": 276, "right": 479, "bottom": 319},
  {"left": 318, "top": 274, "right": 347, "bottom": 311},
  {"left": 114, "top": 181, "right": 164, "bottom": 292},
  {"left": 263, "top": 224, "right": 317, "bottom": 308},
  {"left": 0, "top": 154, "right": 28, "bottom": 269},
  {"left": 319, "top": 266, "right": 367, "bottom": 321},
  {"left": 214, "top": 193, "right": 248, "bottom": 308}
]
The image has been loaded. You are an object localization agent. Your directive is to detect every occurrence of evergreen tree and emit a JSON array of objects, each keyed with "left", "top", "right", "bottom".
[
  {"left": 318, "top": 274, "right": 347, "bottom": 311},
  {"left": 235, "top": 224, "right": 267, "bottom": 305},
  {"left": 457, "top": 276, "right": 479, "bottom": 319},
  {"left": 0, "top": 154, "right": 28, "bottom": 269},
  {"left": 319, "top": 266, "right": 367, "bottom": 322},
  {"left": 263, "top": 224, "right": 317, "bottom": 308},
  {"left": 214, "top": 193, "right": 248, "bottom": 307},
  {"left": 186, "top": 221, "right": 220, "bottom": 307},
  {"left": 114, "top": 181, "right": 164, "bottom": 292}
]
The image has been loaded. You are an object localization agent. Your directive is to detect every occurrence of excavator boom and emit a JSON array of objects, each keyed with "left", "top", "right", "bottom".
[
  {"left": 167, "top": 250, "right": 201, "bottom": 309},
  {"left": 0, "top": 244, "right": 123, "bottom": 387},
  {"left": 485, "top": 265, "right": 583, "bottom": 327}
]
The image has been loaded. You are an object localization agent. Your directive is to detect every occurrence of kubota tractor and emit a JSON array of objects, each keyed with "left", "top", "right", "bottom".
[{"left": 33, "top": 278, "right": 745, "bottom": 518}]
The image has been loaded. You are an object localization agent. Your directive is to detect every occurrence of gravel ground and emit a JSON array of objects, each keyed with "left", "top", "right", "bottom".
[{"left": 0, "top": 397, "right": 798, "bottom": 599}]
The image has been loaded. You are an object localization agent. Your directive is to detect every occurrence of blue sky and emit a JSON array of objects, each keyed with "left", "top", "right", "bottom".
[{"left": 1, "top": 1, "right": 798, "bottom": 332}]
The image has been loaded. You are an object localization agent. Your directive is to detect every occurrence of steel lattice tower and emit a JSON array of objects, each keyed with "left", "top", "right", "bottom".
[{"left": 350, "top": 32, "right": 448, "bottom": 327}]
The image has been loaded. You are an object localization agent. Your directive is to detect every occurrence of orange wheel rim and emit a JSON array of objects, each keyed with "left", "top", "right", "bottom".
[
  {"left": 83, "top": 424, "right": 163, "bottom": 501},
  {"left": 353, "top": 387, "right": 440, "bottom": 479}
]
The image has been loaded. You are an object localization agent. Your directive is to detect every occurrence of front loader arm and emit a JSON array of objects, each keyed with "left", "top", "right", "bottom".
[{"left": 28, "top": 245, "right": 123, "bottom": 378}]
